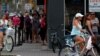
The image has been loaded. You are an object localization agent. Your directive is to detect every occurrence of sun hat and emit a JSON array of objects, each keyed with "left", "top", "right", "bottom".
[{"left": 75, "top": 13, "right": 84, "bottom": 17}]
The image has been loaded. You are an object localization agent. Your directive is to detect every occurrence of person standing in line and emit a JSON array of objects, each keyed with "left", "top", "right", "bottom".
[
  {"left": 32, "top": 10, "right": 40, "bottom": 43},
  {"left": 12, "top": 14, "right": 20, "bottom": 45},
  {"left": 24, "top": 12, "right": 32, "bottom": 43},
  {"left": 39, "top": 14, "right": 47, "bottom": 45},
  {"left": 18, "top": 13, "right": 25, "bottom": 44}
]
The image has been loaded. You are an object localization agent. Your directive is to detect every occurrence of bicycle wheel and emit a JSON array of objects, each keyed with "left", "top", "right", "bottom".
[
  {"left": 60, "top": 46, "right": 72, "bottom": 56},
  {"left": 60, "top": 46, "right": 80, "bottom": 56},
  {"left": 85, "top": 47, "right": 99, "bottom": 56},
  {"left": 58, "top": 38, "right": 65, "bottom": 56},
  {"left": 51, "top": 42, "right": 56, "bottom": 53},
  {"left": 50, "top": 35, "right": 58, "bottom": 53},
  {"left": 5, "top": 36, "right": 14, "bottom": 52}
]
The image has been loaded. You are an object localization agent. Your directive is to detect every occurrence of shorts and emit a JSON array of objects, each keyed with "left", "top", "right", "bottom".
[
  {"left": 0, "top": 29, "right": 4, "bottom": 32},
  {"left": 70, "top": 35, "right": 76, "bottom": 39}
]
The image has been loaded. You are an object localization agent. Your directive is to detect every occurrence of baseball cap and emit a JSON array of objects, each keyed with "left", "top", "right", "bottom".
[{"left": 75, "top": 13, "right": 84, "bottom": 17}]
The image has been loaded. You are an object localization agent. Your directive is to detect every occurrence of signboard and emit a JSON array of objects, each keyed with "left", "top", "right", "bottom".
[{"left": 89, "top": 0, "right": 100, "bottom": 12}]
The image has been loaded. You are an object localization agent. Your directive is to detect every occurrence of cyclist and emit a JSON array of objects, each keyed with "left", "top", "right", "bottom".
[
  {"left": 71, "top": 13, "right": 84, "bottom": 51},
  {"left": 2, "top": 15, "right": 8, "bottom": 33},
  {"left": 0, "top": 15, "right": 8, "bottom": 49},
  {"left": 84, "top": 12, "right": 100, "bottom": 54}
]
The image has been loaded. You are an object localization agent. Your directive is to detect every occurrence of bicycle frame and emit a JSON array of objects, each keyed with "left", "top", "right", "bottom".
[
  {"left": 80, "top": 32, "right": 97, "bottom": 56},
  {"left": 50, "top": 32, "right": 57, "bottom": 42},
  {"left": 64, "top": 31, "right": 97, "bottom": 56},
  {"left": 1, "top": 26, "right": 15, "bottom": 52}
]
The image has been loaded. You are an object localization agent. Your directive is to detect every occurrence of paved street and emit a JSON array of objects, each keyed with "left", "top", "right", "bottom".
[
  {"left": 0, "top": 43, "right": 100, "bottom": 56},
  {"left": 1, "top": 43, "right": 58, "bottom": 56}
]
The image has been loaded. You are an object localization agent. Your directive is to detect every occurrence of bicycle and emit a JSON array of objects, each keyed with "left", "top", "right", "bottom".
[
  {"left": 80, "top": 31, "right": 99, "bottom": 56},
  {"left": 62, "top": 30, "right": 99, "bottom": 56},
  {"left": 0, "top": 26, "right": 14, "bottom": 52},
  {"left": 59, "top": 35, "right": 77, "bottom": 56},
  {"left": 49, "top": 24, "right": 65, "bottom": 55}
]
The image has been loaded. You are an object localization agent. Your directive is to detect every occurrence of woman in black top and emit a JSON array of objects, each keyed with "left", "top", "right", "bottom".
[{"left": 84, "top": 13, "right": 94, "bottom": 36}]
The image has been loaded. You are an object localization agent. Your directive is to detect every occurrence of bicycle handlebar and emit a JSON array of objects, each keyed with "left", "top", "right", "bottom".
[{"left": 81, "top": 29, "right": 89, "bottom": 34}]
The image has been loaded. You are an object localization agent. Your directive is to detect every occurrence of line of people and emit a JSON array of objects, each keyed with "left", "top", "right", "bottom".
[
  {"left": 23, "top": 10, "right": 47, "bottom": 45},
  {"left": 0, "top": 9, "right": 47, "bottom": 48}
]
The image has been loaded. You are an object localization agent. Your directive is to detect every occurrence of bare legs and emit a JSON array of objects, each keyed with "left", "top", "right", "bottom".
[{"left": 0, "top": 32, "right": 3, "bottom": 48}]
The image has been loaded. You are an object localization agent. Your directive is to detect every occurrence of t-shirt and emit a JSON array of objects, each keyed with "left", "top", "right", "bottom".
[
  {"left": 12, "top": 16, "right": 20, "bottom": 26},
  {"left": 40, "top": 17, "right": 46, "bottom": 28},
  {"left": 91, "top": 17, "right": 99, "bottom": 32},
  {"left": 0, "top": 19, "right": 4, "bottom": 29},
  {"left": 24, "top": 16, "right": 32, "bottom": 28},
  {"left": 33, "top": 18, "right": 39, "bottom": 29},
  {"left": 0, "top": 19, "right": 4, "bottom": 25}
]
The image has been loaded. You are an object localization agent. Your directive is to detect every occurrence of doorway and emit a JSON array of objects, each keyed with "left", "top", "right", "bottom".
[{"left": 64, "top": 0, "right": 84, "bottom": 35}]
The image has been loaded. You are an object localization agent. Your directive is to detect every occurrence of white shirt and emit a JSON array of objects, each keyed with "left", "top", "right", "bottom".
[
  {"left": 0, "top": 19, "right": 4, "bottom": 25},
  {"left": 91, "top": 17, "right": 99, "bottom": 32}
]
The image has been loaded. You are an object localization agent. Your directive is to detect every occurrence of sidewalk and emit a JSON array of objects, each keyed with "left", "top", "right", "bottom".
[{"left": 1, "top": 43, "right": 58, "bottom": 56}]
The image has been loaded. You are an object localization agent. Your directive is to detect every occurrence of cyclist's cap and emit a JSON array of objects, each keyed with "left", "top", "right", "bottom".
[{"left": 75, "top": 13, "right": 84, "bottom": 17}]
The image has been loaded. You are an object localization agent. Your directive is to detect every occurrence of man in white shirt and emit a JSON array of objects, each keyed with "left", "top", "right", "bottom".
[
  {"left": 91, "top": 12, "right": 100, "bottom": 54},
  {"left": 91, "top": 13, "right": 99, "bottom": 35}
]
